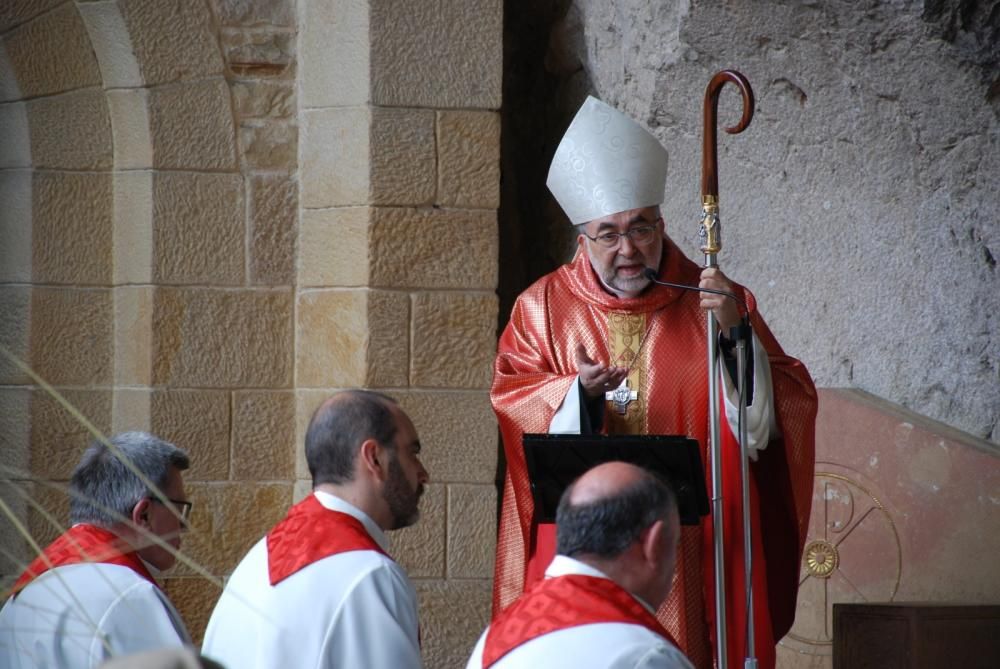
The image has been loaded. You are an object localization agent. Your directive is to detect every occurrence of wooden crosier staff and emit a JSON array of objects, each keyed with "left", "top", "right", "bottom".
[{"left": 700, "top": 69, "right": 755, "bottom": 669}]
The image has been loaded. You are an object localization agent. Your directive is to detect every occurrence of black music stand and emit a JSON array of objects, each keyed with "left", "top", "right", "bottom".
[{"left": 522, "top": 433, "right": 710, "bottom": 526}]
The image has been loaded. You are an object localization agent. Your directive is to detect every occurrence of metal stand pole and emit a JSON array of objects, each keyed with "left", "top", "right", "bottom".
[
  {"left": 707, "top": 305, "right": 728, "bottom": 669},
  {"left": 702, "top": 196, "right": 728, "bottom": 669},
  {"left": 735, "top": 332, "right": 757, "bottom": 669}
]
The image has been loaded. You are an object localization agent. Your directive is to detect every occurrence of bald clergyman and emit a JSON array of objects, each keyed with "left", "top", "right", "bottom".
[{"left": 467, "top": 462, "right": 694, "bottom": 669}]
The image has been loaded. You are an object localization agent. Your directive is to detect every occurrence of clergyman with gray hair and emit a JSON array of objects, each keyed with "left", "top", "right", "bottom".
[
  {"left": 0, "top": 432, "right": 193, "bottom": 669},
  {"left": 466, "top": 461, "right": 694, "bottom": 669}
]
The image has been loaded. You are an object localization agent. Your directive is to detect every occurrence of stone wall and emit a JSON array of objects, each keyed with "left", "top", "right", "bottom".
[
  {"left": 501, "top": 0, "right": 999, "bottom": 444},
  {"left": 0, "top": 1, "right": 502, "bottom": 666}
]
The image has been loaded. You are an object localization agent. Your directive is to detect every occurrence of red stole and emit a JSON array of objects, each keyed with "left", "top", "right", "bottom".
[
  {"left": 482, "top": 573, "right": 677, "bottom": 668},
  {"left": 267, "top": 494, "right": 388, "bottom": 586},
  {"left": 11, "top": 524, "right": 156, "bottom": 596}
]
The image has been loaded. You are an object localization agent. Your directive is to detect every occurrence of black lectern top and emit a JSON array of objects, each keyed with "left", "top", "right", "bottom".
[{"left": 522, "top": 433, "right": 710, "bottom": 525}]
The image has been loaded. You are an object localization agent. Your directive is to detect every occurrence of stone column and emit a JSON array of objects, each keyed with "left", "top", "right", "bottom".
[
  {"left": 122, "top": 0, "right": 301, "bottom": 636},
  {"left": 297, "top": 1, "right": 502, "bottom": 665}
]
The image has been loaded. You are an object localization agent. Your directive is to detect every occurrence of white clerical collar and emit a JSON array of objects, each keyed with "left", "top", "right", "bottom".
[
  {"left": 546, "top": 554, "right": 658, "bottom": 615},
  {"left": 545, "top": 554, "right": 610, "bottom": 580},
  {"left": 312, "top": 490, "right": 390, "bottom": 553}
]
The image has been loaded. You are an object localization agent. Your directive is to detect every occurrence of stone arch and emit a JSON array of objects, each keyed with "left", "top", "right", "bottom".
[
  {"left": 0, "top": 0, "right": 243, "bottom": 583},
  {"left": 0, "top": 0, "right": 116, "bottom": 578}
]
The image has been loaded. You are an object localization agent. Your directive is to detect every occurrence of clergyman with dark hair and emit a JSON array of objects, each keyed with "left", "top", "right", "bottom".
[
  {"left": 466, "top": 461, "right": 694, "bottom": 669},
  {"left": 0, "top": 432, "right": 193, "bottom": 668},
  {"left": 202, "top": 389, "right": 429, "bottom": 669}
]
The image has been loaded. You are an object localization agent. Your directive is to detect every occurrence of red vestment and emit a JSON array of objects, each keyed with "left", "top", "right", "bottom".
[
  {"left": 267, "top": 493, "right": 389, "bottom": 585},
  {"left": 490, "top": 238, "right": 817, "bottom": 669},
  {"left": 11, "top": 524, "right": 156, "bottom": 596},
  {"left": 482, "top": 573, "right": 678, "bottom": 668}
]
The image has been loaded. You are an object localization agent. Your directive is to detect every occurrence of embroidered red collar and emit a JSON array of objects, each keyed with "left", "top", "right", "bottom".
[
  {"left": 483, "top": 573, "right": 677, "bottom": 668},
  {"left": 12, "top": 524, "right": 156, "bottom": 596},
  {"left": 266, "top": 494, "right": 389, "bottom": 586}
]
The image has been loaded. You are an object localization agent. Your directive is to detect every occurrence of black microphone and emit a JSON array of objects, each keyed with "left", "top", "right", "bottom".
[
  {"left": 641, "top": 267, "right": 748, "bottom": 317},
  {"left": 643, "top": 267, "right": 754, "bottom": 399}
]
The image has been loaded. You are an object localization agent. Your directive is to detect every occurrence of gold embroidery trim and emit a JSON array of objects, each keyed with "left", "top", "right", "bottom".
[{"left": 605, "top": 312, "right": 647, "bottom": 435}]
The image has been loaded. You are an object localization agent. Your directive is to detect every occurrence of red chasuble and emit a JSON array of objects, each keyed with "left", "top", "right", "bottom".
[
  {"left": 11, "top": 524, "right": 156, "bottom": 596},
  {"left": 490, "top": 238, "right": 817, "bottom": 669},
  {"left": 267, "top": 494, "right": 388, "bottom": 586},
  {"left": 482, "top": 574, "right": 678, "bottom": 668}
]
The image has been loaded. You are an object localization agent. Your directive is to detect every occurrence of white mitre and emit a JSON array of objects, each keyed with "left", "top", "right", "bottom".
[{"left": 546, "top": 96, "right": 668, "bottom": 226}]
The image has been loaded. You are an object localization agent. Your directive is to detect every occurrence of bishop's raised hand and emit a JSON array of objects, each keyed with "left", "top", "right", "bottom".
[{"left": 575, "top": 343, "right": 628, "bottom": 399}]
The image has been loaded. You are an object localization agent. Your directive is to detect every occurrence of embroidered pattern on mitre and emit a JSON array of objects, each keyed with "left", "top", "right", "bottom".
[{"left": 546, "top": 96, "right": 668, "bottom": 225}]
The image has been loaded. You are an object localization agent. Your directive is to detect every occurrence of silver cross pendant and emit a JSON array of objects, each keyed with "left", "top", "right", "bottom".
[{"left": 605, "top": 378, "right": 638, "bottom": 415}]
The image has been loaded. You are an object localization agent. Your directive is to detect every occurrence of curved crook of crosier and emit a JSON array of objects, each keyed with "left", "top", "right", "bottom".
[{"left": 701, "top": 70, "right": 755, "bottom": 202}]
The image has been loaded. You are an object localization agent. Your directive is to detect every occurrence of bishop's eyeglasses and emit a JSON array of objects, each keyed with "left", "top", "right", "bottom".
[{"left": 582, "top": 220, "right": 661, "bottom": 249}]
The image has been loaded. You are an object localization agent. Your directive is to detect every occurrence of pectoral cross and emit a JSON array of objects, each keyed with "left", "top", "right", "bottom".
[{"left": 605, "top": 378, "right": 638, "bottom": 415}]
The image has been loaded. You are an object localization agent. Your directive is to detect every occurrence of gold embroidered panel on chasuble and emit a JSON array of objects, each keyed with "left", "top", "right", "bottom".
[{"left": 605, "top": 311, "right": 649, "bottom": 435}]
